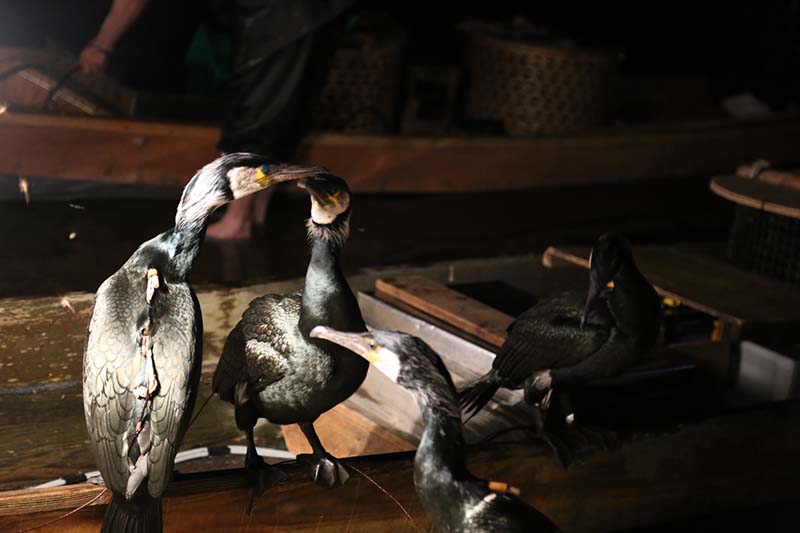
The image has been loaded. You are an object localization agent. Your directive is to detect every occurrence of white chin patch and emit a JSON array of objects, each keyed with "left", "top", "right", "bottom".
[
  {"left": 310, "top": 194, "right": 349, "bottom": 224},
  {"left": 373, "top": 348, "right": 401, "bottom": 383}
]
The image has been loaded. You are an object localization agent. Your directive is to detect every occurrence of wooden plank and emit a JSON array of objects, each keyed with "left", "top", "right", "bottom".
[
  {"left": 281, "top": 404, "right": 415, "bottom": 457},
  {"left": 0, "top": 112, "right": 220, "bottom": 187},
  {"left": 301, "top": 115, "right": 800, "bottom": 192},
  {"left": 543, "top": 242, "right": 800, "bottom": 326},
  {"left": 4, "top": 110, "right": 800, "bottom": 192},
  {"left": 375, "top": 276, "right": 513, "bottom": 348},
  {"left": 710, "top": 174, "right": 800, "bottom": 219},
  {"left": 1, "top": 401, "right": 799, "bottom": 532}
]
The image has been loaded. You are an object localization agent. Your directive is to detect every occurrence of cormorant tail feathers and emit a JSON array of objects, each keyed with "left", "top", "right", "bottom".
[
  {"left": 458, "top": 370, "right": 501, "bottom": 420},
  {"left": 101, "top": 491, "right": 162, "bottom": 533}
]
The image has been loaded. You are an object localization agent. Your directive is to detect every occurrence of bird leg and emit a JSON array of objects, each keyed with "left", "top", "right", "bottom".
[
  {"left": 524, "top": 370, "right": 553, "bottom": 407},
  {"left": 535, "top": 391, "right": 578, "bottom": 469},
  {"left": 296, "top": 422, "right": 349, "bottom": 488},
  {"left": 234, "top": 398, "right": 285, "bottom": 514},
  {"left": 535, "top": 389, "right": 615, "bottom": 469}
]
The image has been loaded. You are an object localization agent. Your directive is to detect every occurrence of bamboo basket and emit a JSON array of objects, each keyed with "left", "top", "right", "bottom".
[
  {"left": 462, "top": 20, "right": 618, "bottom": 137},
  {"left": 314, "top": 15, "right": 406, "bottom": 134}
]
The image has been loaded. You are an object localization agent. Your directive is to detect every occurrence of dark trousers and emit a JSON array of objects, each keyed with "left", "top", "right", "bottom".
[{"left": 217, "top": 15, "right": 343, "bottom": 158}]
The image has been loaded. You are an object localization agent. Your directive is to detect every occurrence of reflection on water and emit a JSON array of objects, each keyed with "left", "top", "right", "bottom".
[{"left": 0, "top": 175, "right": 731, "bottom": 298}]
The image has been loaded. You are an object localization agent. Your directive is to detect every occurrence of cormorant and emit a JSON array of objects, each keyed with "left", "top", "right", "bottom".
[
  {"left": 459, "top": 233, "right": 661, "bottom": 420},
  {"left": 212, "top": 174, "right": 367, "bottom": 505},
  {"left": 310, "top": 326, "right": 561, "bottom": 533},
  {"left": 83, "top": 153, "right": 322, "bottom": 533}
]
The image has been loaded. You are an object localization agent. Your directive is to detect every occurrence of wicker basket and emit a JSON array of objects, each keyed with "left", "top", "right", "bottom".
[
  {"left": 462, "top": 21, "right": 618, "bottom": 137},
  {"left": 313, "top": 16, "right": 406, "bottom": 134},
  {"left": 728, "top": 204, "right": 800, "bottom": 286}
]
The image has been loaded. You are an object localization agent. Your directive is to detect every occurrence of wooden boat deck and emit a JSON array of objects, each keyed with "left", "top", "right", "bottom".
[
  {"left": 1, "top": 400, "right": 798, "bottom": 532},
  {"left": 2, "top": 252, "right": 798, "bottom": 531},
  {"left": 543, "top": 242, "right": 800, "bottom": 328}
]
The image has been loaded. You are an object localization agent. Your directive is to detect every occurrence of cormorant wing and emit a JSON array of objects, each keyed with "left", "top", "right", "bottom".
[
  {"left": 83, "top": 272, "right": 144, "bottom": 496},
  {"left": 145, "top": 284, "right": 202, "bottom": 497},
  {"left": 213, "top": 292, "right": 300, "bottom": 399},
  {"left": 246, "top": 293, "right": 304, "bottom": 381},
  {"left": 84, "top": 272, "right": 202, "bottom": 498},
  {"left": 493, "top": 293, "right": 611, "bottom": 381}
]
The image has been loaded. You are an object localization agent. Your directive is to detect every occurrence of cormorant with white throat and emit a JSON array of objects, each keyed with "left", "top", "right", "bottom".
[{"left": 213, "top": 174, "right": 367, "bottom": 509}]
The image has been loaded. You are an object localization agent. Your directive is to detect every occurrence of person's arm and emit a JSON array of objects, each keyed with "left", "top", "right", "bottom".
[{"left": 79, "top": 0, "right": 150, "bottom": 73}]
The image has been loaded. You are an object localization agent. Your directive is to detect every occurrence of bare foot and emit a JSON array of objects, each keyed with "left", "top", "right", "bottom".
[
  {"left": 207, "top": 197, "right": 254, "bottom": 240},
  {"left": 252, "top": 188, "right": 276, "bottom": 227}
]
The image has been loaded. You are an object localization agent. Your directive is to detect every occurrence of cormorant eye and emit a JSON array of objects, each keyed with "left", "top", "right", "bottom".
[
  {"left": 260, "top": 165, "right": 270, "bottom": 174},
  {"left": 369, "top": 342, "right": 376, "bottom": 350}
]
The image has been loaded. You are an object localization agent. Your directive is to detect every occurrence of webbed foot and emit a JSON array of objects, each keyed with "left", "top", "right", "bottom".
[
  {"left": 245, "top": 453, "right": 286, "bottom": 514},
  {"left": 539, "top": 420, "right": 619, "bottom": 470},
  {"left": 85, "top": 473, "right": 105, "bottom": 486},
  {"left": 297, "top": 453, "right": 350, "bottom": 488}
]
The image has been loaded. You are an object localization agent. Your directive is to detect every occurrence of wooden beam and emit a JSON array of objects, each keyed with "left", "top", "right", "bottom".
[
  {"left": 1, "top": 401, "right": 799, "bottom": 532},
  {"left": 543, "top": 242, "right": 800, "bottom": 326},
  {"left": 0, "top": 112, "right": 220, "bottom": 187},
  {"left": 301, "top": 116, "right": 800, "bottom": 192},
  {"left": 375, "top": 276, "right": 513, "bottom": 347},
  {"left": 4, "top": 111, "right": 800, "bottom": 192}
]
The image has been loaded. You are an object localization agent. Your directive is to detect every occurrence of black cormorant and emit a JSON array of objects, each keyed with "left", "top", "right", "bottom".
[
  {"left": 83, "top": 153, "right": 322, "bottom": 533},
  {"left": 459, "top": 233, "right": 661, "bottom": 420},
  {"left": 310, "top": 326, "right": 561, "bottom": 533},
  {"left": 212, "top": 174, "right": 367, "bottom": 504}
]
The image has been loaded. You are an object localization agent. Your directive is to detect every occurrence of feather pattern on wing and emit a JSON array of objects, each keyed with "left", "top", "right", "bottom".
[
  {"left": 83, "top": 269, "right": 201, "bottom": 499},
  {"left": 213, "top": 292, "right": 299, "bottom": 401},
  {"left": 492, "top": 292, "right": 612, "bottom": 385}
]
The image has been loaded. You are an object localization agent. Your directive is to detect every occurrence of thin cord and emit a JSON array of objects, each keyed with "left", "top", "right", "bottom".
[
  {"left": 187, "top": 393, "right": 214, "bottom": 430},
  {"left": 19, "top": 487, "right": 108, "bottom": 533},
  {"left": 348, "top": 464, "right": 422, "bottom": 532}
]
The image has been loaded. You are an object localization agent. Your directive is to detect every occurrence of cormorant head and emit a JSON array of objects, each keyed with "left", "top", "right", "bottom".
[
  {"left": 176, "top": 153, "right": 325, "bottom": 231},
  {"left": 582, "top": 232, "right": 634, "bottom": 325},
  {"left": 310, "top": 326, "right": 457, "bottom": 404},
  {"left": 298, "top": 174, "right": 352, "bottom": 246}
]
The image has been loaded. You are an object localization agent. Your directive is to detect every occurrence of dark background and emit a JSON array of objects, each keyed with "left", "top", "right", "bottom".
[{"left": 1, "top": 1, "right": 798, "bottom": 108}]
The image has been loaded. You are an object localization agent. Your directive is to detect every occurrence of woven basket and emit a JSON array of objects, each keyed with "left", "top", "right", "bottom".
[
  {"left": 313, "top": 17, "right": 405, "bottom": 134},
  {"left": 462, "top": 21, "right": 618, "bottom": 136},
  {"left": 728, "top": 204, "right": 800, "bottom": 286}
]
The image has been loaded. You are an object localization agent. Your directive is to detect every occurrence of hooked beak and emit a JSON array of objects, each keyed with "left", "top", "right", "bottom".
[
  {"left": 229, "top": 163, "right": 326, "bottom": 199},
  {"left": 297, "top": 176, "right": 338, "bottom": 207},
  {"left": 310, "top": 326, "right": 377, "bottom": 362}
]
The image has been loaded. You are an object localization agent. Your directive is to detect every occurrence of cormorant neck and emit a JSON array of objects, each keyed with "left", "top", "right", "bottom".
[
  {"left": 609, "top": 260, "right": 658, "bottom": 336},
  {"left": 413, "top": 385, "right": 469, "bottom": 488},
  {"left": 299, "top": 233, "right": 356, "bottom": 335},
  {"left": 126, "top": 228, "right": 205, "bottom": 281},
  {"left": 167, "top": 228, "right": 206, "bottom": 280},
  {"left": 173, "top": 164, "right": 231, "bottom": 236},
  {"left": 174, "top": 199, "right": 217, "bottom": 237}
]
